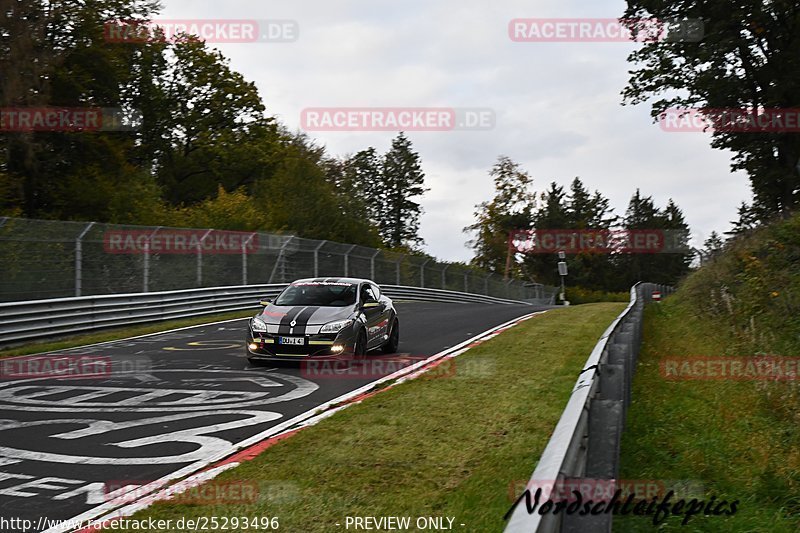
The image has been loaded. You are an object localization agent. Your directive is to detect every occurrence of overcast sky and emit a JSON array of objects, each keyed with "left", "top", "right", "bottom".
[{"left": 160, "top": 0, "right": 751, "bottom": 262}]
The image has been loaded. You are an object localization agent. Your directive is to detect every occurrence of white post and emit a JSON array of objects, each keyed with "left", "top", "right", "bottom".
[
  {"left": 441, "top": 264, "right": 450, "bottom": 290},
  {"left": 242, "top": 233, "right": 256, "bottom": 285},
  {"left": 370, "top": 250, "right": 380, "bottom": 281},
  {"left": 197, "top": 229, "right": 213, "bottom": 287},
  {"left": 143, "top": 227, "right": 161, "bottom": 293},
  {"left": 75, "top": 222, "right": 95, "bottom": 297},
  {"left": 314, "top": 240, "right": 327, "bottom": 278},
  {"left": 343, "top": 244, "right": 356, "bottom": 277},
  {"left": 420, "top": 259, "right": 430, "bottom": 287},
  {"left": 396, "top": 255, "right": 404, "bottom": 285}
]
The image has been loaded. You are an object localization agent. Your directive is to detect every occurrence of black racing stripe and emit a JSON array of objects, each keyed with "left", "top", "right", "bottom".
[
  {"left": 293, "top": 306, "right": 320, "bottom": 335},
  {"left": 278, "top": 307, "right": 304, "bottom": 335}
]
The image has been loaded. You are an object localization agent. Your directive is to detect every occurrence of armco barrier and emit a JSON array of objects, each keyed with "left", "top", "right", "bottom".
[
  {"left": 0, "top": 284, "right": 537, "bottom": 347},
  {"left": 504, "top": 282, "right": 674, "bottom": 533}
]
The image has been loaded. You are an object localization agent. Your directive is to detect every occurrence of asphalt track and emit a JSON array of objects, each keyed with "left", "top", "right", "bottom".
[{"left": 0, "top": 301, "right": 543, "bottom": 532}]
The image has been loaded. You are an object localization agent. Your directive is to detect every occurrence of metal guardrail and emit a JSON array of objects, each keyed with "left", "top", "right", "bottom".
[
  {"left": 504, "top": 282, "right": 674, "bottom": 533},
  {"left": 0, "top": 284, "right": 537, "bottom": 347}
]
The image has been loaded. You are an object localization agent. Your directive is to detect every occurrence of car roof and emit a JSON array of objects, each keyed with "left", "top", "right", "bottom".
[{"left": 291, "top": 277, "right": 374, "bottom": 285}]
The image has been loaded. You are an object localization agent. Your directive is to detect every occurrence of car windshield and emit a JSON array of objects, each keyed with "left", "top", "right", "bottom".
[{"left": 274, "top": 282, "right": 357, "bottom": 307}]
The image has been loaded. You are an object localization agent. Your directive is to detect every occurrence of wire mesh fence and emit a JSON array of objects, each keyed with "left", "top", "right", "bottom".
[{"left": 0, "top": 217, "right": 557, "bottom": 303}]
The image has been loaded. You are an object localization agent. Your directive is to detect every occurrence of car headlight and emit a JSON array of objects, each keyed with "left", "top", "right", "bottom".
[
  {"left": 320, "top": 319, "right": 354, "bottom": 334},
  {"left": 251, "top": 317, "right": 267, "bottom": 333}
]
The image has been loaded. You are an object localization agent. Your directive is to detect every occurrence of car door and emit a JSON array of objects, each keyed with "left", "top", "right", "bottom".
[{"left": 360, "top": 283, "right": 385, "bottom": 347}]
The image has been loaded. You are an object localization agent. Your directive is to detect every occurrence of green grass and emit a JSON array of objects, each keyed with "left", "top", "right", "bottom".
[
  {"left": 0, "top": 310, "right": 256, "bottom": 358},
  {"left": 615, "top": 297, "right": 800, "bottom": 532},
  {"left": 111, "top": 303, "right": 626, "bottom": 532}
]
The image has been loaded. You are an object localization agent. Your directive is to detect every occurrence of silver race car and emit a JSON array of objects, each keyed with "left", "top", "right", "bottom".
[{"left": 246, "top": 278, "right": 399, "bottom": 363}]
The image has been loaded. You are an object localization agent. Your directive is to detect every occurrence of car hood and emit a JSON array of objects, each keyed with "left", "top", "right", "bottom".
[{"left": 259, "top": 304, "right": 355, "bottom": 333}]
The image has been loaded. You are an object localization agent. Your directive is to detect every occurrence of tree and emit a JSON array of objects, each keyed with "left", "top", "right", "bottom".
[
  {"left": 154, "top": 39, "right": 272, "bottom": 205},
  {"left": 379, "top": 132, "right": 428, "bottom": 248},
  {"left": 465, "top": 156, "right": 534, "bottom": 275},
  {"left": 564, "top": 178, "right": 618, "bottom": 289},
  {"left": 701, "top": 230, "right": 725, "bottom": 263},
  {"left": 622, "top": 0, "right": 800, "bottom": 220},
  {"left": 520, "top": 182, "right": 570, "bottom": 286}
]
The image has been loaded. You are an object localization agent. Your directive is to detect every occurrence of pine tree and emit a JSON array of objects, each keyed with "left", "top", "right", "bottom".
[{"left": 380, "top": 133, "right": 428, "bottom": 248}]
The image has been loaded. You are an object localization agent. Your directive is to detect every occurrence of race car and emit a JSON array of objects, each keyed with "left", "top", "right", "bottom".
[{"left": 246, "top": 277, "right": 399, "bottom": 363}]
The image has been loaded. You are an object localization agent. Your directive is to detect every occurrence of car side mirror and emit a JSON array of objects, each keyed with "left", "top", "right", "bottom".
[{"left": 259, "top": 298, "right": 272, "bottom": 306}]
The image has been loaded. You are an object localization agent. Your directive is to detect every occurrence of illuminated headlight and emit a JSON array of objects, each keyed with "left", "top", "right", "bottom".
[
  {"left": 320, "top": 319, "right": 353, "bottom": 334},
  {"left": 248, "top": 343, "right": 258, "bottom": 351},
  {"left": 251, "top": 317, "right": 267, "bottom": 333},
  {"left": 331, "top": 345, "right": 344, "bottom": 353}
]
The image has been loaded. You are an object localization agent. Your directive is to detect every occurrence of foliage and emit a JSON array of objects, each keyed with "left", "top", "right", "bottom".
[{"left": 622, "top": 0, "right": 800, "bottom": 220}]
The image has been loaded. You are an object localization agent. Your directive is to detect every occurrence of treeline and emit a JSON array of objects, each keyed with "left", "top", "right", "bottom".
[
  {"left": 465, "top": 156, "right": 694, "bottom": 292},
  {"left": 0, "top": 1, "right": 427, "bottom": 250}
]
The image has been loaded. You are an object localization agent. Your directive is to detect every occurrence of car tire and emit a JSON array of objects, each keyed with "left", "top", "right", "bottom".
[
  {"left": 382, "top": 318, "right": 399, "bottom": 354},
  {"left": 354, "top": 331, "right": 368, "bottom": 358}
]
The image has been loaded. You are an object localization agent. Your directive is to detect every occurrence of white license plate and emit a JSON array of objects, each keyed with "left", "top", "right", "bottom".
[{"left": 279, "top": 336, "right": 305, "bottom": 346}]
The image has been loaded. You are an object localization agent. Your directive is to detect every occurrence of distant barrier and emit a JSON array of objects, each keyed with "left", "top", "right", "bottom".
[{"left": 0, "top": 284, "right": 540, "bottom": 347}]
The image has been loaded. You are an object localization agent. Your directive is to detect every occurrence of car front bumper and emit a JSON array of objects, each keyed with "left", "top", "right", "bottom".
[{"left": 245, "top": 327, "right": 358, "bottom": 360}]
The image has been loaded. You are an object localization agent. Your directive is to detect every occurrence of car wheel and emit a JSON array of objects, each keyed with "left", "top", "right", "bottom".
[
  {"left": 382, "top": 318, "right": 399, "bottom": 354},
  {"left": 354, "top": 331, "right": 368, "bottom": 358}
]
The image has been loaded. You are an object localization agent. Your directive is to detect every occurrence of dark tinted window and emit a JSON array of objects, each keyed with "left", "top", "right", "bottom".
[
  {"left": 275, "top": 282, "right": 357, "bottom": 307},
  {"left": 361, "top": 284, "right": 378, "bottom": 302}
]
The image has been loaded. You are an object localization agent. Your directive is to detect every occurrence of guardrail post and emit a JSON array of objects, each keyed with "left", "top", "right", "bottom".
[
  {"left": 314, "top": 240, "right": 327, "bottom": 278},
  {"left": 343, "top": 244, "right": 356, "bottom": 277},
  {"left": 143, "top": 242, "right": 150, "bottom": 293},
  {"left": 242, "top": 233, "right": 256, "bottom": 285},
  {"left": 197, "top": 229, "right": 212, "bottom": 287},
  {"left": 74, "top": 222, "right": 95, "bottom": 297},
  {"left": 371, "top": 249, "right": 380, "bottom": 281},
  {"left": 396, "top": 255, "right": 404, "bottom": 285}
]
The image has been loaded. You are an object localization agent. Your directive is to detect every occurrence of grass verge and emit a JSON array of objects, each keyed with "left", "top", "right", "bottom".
[
  {"left": 0, "top": 310, "right": 256, "bottom": 359},
  {"left": 110, "top": 303, "right": 626, "bottom": 532},
  {"left": 616, "top": 297, "right": 800, "bottom": 532}
]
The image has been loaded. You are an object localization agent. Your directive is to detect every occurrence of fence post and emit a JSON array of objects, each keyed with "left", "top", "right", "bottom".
[
  {"left": 343, "top": 244, "right": 356, "bottom": 277},
  {"left": 420, "top": 259, "right": 430, "bottom": 287},
  {"left": 242, "top": 233, "right": 256, "bottom": 285},
  {"left": 142, "top": 227, "right": 161, "bottom": 293},
  {"left": 484, "top": 273, "right": 491, "bottom": 295},
  {"left": 396, "top": 255, "right": 404, "bottom": 285},
  {"left": 441, "top": 264, "right": 449, "bottom": 290},
  {"left": 74, "top": 222, "right": 95, "bottom": 297},
  {"left": 197, "top": 229, "right": 213, "bottom": 287},
  {"left": 464, "top": 272, "right": 468, "bottom": 293},
  {"left": 370, "top": 249, "right": 380, "bottom": 281},
  {"left": 314, "top": 240, "right": 327, "bottom": 278}
]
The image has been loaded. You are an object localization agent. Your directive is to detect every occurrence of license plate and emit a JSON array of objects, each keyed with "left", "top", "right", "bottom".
[{"left": 279, "top": 336, "right": 305, "bottom": 346}]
